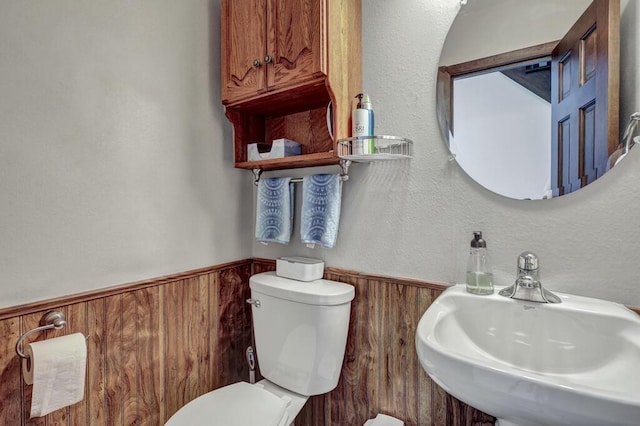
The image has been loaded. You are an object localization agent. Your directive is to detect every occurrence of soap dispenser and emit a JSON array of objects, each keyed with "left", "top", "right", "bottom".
[
  {"left": 466, "top": 231, "right": 494, "bottom": 295},
  {"left": 352, "top": 93, "right": 375, "bottom": 155}
]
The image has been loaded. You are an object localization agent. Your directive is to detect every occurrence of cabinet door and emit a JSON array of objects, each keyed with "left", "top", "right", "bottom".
[
  {"left": 266, "top": 0, "right": 326, "bottom": 91},
  {"left": 221, "top": 0, "right": 267, "bottom": 104}
]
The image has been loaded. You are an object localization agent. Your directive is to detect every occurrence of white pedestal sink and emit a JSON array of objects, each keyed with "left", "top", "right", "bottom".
[{"left": 415, "top": 285, "right": 640, "bottom": 426}]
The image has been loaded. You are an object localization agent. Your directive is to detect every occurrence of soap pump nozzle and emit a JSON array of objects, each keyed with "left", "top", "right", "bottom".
[
  {"left": 471, "top": 231, "right": 486, "bottom": 248},
  {"left": 355, "top": 93, "right": 371, "bottom": 110}
]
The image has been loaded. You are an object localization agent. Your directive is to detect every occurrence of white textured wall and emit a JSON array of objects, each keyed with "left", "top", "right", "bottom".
[
  {"left": 0, "top": 0, "right": 252, "bottom": 308},
  {"left": 3, "top": 0, "right": 639, "bottom": 309},
  {"left": 254, "top": 0, "right": 640, "bottom": 306}
]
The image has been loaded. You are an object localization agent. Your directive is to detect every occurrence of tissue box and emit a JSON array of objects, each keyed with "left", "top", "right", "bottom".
[
  {"left": 248, "top": 139, "right": 302, "bottom": 161},
  {"left": 276, "top": 256, "right": 324, "bottom": 282}
]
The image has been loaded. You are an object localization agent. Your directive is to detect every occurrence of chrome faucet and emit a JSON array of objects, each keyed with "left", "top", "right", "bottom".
[{"left": 498, "top": 252, "right": 561, "bottom": 303}]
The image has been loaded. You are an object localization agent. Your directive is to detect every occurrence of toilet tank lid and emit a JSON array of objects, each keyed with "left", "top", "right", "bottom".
[{"left": 250, "top": 272, "right": 355, "bottom": 305}]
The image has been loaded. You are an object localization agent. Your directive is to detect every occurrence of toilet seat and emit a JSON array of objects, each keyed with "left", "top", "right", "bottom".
[{"left": 165, "top": 382, "right": 290, "bottom": 426}]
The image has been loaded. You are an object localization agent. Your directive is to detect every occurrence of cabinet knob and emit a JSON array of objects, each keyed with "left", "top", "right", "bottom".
[
  {"left": 253, "top": 59, "right": 261, "bottom": 68},
  {"left": 264, "top": 54, "right": 273, "bottom": 64}
]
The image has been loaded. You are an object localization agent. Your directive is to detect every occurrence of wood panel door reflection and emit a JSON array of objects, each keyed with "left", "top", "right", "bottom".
[{"left": 551, "top": 0, "right": 619, "bottom": 197}]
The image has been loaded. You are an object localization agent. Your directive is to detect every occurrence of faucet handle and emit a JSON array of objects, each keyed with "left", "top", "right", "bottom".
[{"left": 518, "top": 252, "right": 539, "bottom": 272}]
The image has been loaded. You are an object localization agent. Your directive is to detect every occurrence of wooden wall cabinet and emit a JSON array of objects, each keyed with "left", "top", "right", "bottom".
[{"left": 221, "top": 0, "right": 362, "bottom": 171}]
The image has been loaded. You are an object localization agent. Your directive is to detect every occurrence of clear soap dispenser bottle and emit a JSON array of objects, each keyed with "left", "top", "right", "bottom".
[{"left": 466, "top": 231, "right": 494, "bottom": 295}]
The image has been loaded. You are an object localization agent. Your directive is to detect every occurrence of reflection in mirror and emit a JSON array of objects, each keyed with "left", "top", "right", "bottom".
[{"left": 438, "top": 0, "right": 621, "bottom": 200}]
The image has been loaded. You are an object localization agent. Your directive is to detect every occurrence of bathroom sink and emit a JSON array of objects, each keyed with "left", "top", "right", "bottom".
[{"left": 415, "top": 285, "right": 640, "bottom": 426}]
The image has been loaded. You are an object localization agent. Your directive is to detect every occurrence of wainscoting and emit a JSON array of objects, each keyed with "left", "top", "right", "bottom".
[
  {"left": 0, "top": 260, "right": 254, "bottom": 426},
  {"left": 0, "top": 259, "right": 494, "bottom": 426}
]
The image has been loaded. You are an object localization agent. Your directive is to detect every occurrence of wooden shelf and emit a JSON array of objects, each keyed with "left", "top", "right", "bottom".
[
  {"left": 226, "top": 105, "right": 337, "bottom": 170},
  {"left": 235, "top": 152, "right": 340, "bottom": 171}
]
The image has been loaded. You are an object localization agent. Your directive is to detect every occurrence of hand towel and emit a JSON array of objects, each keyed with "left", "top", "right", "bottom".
[
  {"left": 301, "top": 174, "right": 342, "bottom": 248},
  {"left": 255, "top": 177, "right": 294, "bottom": 244}
]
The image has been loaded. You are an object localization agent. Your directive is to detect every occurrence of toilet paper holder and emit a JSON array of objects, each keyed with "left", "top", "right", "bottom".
[{"left": 15, "top": 310, "right": 67, "bottom": 360}]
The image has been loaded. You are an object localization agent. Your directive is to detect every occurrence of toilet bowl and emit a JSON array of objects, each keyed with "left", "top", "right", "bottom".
[{"left": 165, "top": 272, "right": 355, "bottom": 426}]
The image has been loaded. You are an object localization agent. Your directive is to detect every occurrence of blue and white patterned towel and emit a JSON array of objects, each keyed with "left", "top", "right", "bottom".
[
  {"left": 255, "top": 177, "right": 294, "bottom": 245},
  {"left": 301, "top": 174, "right": 342, "bottom": 248}
]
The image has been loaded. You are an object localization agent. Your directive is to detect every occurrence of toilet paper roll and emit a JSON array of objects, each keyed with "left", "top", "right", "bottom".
[{"left": 22, "top": 332, "right": 87, "bottom": 418}]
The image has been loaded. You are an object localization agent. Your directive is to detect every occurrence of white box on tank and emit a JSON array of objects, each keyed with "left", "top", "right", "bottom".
[{"left": 276, "top": 256, "right": 324, "bottom": 282}]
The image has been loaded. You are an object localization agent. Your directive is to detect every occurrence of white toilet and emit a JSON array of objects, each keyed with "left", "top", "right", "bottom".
[{"left": 165, "top": 271, "right": 355, "bottom": 425}]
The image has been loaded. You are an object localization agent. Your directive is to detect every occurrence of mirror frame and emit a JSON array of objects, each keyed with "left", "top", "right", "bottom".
[{"left": 438, "top": 41, "right": 557, "bottom": 143}]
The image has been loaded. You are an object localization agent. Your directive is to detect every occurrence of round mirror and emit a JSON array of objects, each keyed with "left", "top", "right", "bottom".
[{"left": 437, "top": 0, "right": 621, "bottom": 200}]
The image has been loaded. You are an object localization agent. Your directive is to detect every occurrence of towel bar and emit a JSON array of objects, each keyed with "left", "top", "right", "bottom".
[{"left": 252, "top": 159, "right": 351, "bottom": 186}]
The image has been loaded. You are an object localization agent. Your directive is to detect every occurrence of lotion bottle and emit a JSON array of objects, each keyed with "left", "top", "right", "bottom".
[
  {"left": 352, "top": 93, "right": 374, "bottom": 154},
  {"left": 466, "top": 231, "right": 494, "bottom": 295}
]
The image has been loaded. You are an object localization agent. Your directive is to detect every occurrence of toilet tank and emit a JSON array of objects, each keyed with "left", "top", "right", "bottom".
[{"left": 249, "top": 272, "right": 355, "bottom": 396}]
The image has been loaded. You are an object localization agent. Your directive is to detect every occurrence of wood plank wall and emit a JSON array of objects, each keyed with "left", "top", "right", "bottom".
[
  {"left": 0, "top": 259, "right": 494, "bottom": 426},
  {"left": 0, "top": 260, "right": 253, "bottom": 426}
]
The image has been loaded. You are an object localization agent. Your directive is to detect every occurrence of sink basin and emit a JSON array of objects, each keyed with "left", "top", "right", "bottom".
[{"left": 415, "top": 285, "right": 640, "bottom": 426}]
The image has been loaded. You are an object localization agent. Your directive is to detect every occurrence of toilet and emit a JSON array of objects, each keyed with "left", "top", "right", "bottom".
[{"left": 165, "top": 271, "right": 355, "bottom": 425}]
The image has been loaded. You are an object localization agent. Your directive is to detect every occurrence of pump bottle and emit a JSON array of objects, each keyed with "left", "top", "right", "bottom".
[
  {"left": 466, "top": 231, "right": 494, "bottom": 295},
  {"left": 352, "top": 93, "right": 374, "bottom": 154}
]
